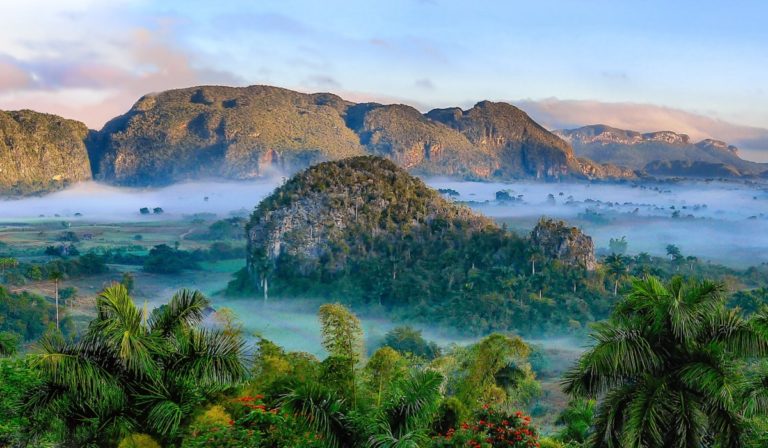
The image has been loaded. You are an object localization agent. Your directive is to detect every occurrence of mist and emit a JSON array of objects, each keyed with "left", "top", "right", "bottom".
[
  {"left": 3, "top": 177, "right": 767, "bottom": 267},
  {"left": 428, "top": 178, "right": 768, "bottom": 268},
  {"left": 0, "top": 179, "right": 283, "bottom": 221}
]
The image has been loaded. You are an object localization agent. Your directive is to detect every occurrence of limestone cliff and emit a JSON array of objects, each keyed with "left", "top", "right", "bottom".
[
  {"left": 89, "top": 85, "right": 634, "bottom": 186},
  {"left": 0, "top": 110, "right": 92, "bottom": 195},
  {"left": 530, "top": 218, "right": 597, "bottom": 271},
  {"left": 556, "top": 124, "right": 767, "bottom": 176}
]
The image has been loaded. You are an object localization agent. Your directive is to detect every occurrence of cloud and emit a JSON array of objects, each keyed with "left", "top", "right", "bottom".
[
  {"left": 0, "top": 58, "right": 34, "bottom": 90},
  {"left": 303, "top": 75, "right": 341, "bottom": 89},
  {"left": 415, "top": 78, "right": 435, "bottom": 90},
  {"left": 517, "top": 98, "right": 768, "bottom": 155},
  {"left": 0, "top": 25, "right": 244, "bottom": 129},
  {"left": 211, "top": 12, "right": 313, "bottom": 37}
]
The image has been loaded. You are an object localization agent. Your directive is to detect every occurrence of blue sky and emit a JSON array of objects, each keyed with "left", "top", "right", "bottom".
[{"left": 1, "top": 0, "right": 767, "bottom": 158}]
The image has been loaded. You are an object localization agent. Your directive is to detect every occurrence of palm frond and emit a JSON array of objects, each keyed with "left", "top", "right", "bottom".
[
  {"left": 148, "top": 289, "right": 209, "bottom": 336},
  {"left": 279, "top": 383, "right": 352, "bottom": 448},
  {"left": 166, "top": 328, "right": 247, "bottom": 390}
]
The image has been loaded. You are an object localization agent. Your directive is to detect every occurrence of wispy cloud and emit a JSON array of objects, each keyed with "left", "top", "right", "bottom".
[
  {"left": 0, "top": 22, "right": 243, "bottom": 129},
  {"left": 415, "top": 78, "right": 435, "bottom": 90}
]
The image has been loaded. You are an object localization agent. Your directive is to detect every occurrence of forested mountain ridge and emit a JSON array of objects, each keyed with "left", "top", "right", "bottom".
[
  {"left": 235, "top": 156, "right": 609, "bottom": 335},
  {"left": 0, "top": 110, "right": 92, "bottom": 195},
  {"left": 556, "top": 124, "right": 768, "bottom": 177},
  {"left": 87, "top": 85, "right": 635, "bottom": 186}
]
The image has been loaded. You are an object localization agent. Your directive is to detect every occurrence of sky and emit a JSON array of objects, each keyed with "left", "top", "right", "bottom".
[{"left": 1, "top": 0, "right": 767, "bottom": 160}]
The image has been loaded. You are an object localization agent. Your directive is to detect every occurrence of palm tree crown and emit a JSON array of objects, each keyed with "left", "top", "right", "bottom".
[
  {"left": 563, "top": 276, "right": 767, "bottom": 448},
  {"left": 23, "top": 284, "right": 247, "bottom": 446}
]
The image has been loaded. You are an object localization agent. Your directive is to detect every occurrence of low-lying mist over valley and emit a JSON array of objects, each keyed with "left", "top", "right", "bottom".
[{"left": 4, "top": 176, "right": 766, "bottom": 268}]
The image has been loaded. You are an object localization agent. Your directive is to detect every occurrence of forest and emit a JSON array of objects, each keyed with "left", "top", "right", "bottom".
[{"left": 0, "top": 273, "right": 767, "bottom": 447}]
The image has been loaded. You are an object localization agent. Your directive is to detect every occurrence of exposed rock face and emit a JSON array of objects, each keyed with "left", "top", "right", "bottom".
[
  {"left": 426, "top": 101, "right": 584, "bottom": 179},
  {"left": 345, "top": 103, "right": 493, "bottom": 178},
  {"left": 556, "top": 124, "right": 767, "bottom": 177},
  {"left": 246, "top": 156, "right": 491, "bottom": 281},
  {"left": 89, "top": 86, "right": 365, "bottom": 185},
  {"left": 530, "top": 218, "right": 597, "bottom": 271},
  {"left": 88, "top": 85, "right": 633, "bottom": 186},
  {"left": 0, "top": 110, "right": 92, "bottom": 195},
  {"left": 576, "top": 157, "right": 637, "bottom": 179}
]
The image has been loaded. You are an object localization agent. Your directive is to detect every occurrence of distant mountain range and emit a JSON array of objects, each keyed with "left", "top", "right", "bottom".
[
  {"left": 1, "top": 85, "right": 637, "bottom": 195},
  {"left": 555, "top": 124, "right": 768, "bottom": 178},
  {"left": 87, "top": 85, "right": 633, "bottom": 186},
  {"left": 1, "top": 85, "right": 766, "bottom": 195}
]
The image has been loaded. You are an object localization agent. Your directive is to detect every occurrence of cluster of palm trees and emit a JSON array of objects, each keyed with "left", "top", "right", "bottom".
[
  {"left": 23, "top": 285, "right": 247, "bottom": 446},
  {"left": 563, "top": 276, "right": 768, "bottom": 447}
]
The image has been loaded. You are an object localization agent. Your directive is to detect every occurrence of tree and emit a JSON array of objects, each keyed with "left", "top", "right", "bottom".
[
  {"left": 556, "top": 398, "right": 595, "bottom": 444},
  {"left": 365, "top": 347, "right": 405, "bottom": 406},
  {"left": 368, "top": 370, "right": 443, "bottom": 447},
  {"left": 608, "top": 236, "right": 628, "bottom": 255},
  {"left": 22, "top": 285, "right": 247, "bottom": 446},
  {"left": 563, "top": 276, "right": 767, "bottom": 447},
  {"left": 47, "top": 270, "right": 64, "bottom": 329},
  {"left": 604, "top": 253, "right": 628, "bottom": 296},
  {"left": 318, "top": 303, "right": 363, "bottom": 405},
  {"left": 381, "top": 326, "right": 441, "bottom": 360},
  {"left": 0, "top": 257, "right": 18, "bottom": 281},
  {"left": 0, "top": 332, "right": 19, "bottom": 356},
  {"left": 121, "top": 272, "right": 135, "bottom": 293},
  {"left": 455, "top": 333, "right": 531, "bottom": 407}
]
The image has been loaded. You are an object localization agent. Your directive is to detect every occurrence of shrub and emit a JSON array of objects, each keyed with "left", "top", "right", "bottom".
[{"left": 118, "top": 433, "right": 162, "bottom": 448}]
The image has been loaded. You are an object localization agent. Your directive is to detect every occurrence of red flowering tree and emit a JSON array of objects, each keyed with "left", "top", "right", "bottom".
[{"left": 432, "top": 406, "right": 540, "bottom": 448}]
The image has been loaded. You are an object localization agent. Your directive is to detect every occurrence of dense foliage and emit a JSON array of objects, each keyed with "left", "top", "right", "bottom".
[
  {"left": 237, "top": 157, "right": 612, "bottom": 336},
  {"left": 0, "top": 285, "right": 72, "bottom": 340},
  {"left": 564, "top": 276, "right": 768, "bottom": 447},
  {"left": 22, "top": 285, "right": 248, "bottom": 446}
]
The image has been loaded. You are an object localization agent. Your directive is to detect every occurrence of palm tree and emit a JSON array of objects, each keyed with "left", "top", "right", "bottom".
[
  {"left": 368, "top": 370, "right": 443, "bottom": 447},
  {"left": 604, "top": 253, "right": 627, "bottom": 296},
  {"left": 280, "top": 383, "right": 357, "bottom": 448},
  {"left": 280, "top": 369, "right": 444, "bottom": 448},
  {"left": 23, "top": 284, "right": 247, "bottom": 446},
  {"left": 48, "top": 270, "right": 64, "bottom": 329},
  {"left": 556, "top": 398, "right": 595, "bottom": 444},
  {"left": 562, "top": 276, "right": 767, "bottom": 448}
]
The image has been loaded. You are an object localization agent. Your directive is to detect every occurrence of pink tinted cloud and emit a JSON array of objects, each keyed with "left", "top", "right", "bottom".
[
  {"left": 518, "top": 98, "right": 768, "bottom": 150},
  {"left": 0, "top": 26, "right": 243, "bottom": 129},
  {"left": 0, "top": 60, "right": 34, "bottom": 90}
]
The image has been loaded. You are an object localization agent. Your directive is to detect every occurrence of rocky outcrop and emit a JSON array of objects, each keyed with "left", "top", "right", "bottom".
[
  {"left": 89, "top": 86, "right": 365, "bottom": 186},
  {"left": 426, "top": 101, "right": 586, "bottom": 179},
  {"left": 576, "top": 158, "right": 637, "bottom": 179},
  {"left": 246, "top": 156, "right": 491, "bottom": 281},
  {"left": 530, "top": 218, "right": 597, "bottom": 271},
  {"left": 0, "top": 110, "right": 92, "bottom": 195},
  {"left": 87, "top": 85, "right": 634, "bottom": 186},
  {"left": 556, "top": 124, "right": 767, "bottom": 176}
]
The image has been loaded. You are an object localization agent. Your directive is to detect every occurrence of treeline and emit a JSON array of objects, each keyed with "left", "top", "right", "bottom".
[
  {"left": 0, "top": 287, "right": 557, "bottom": 447},
  {"left": 235, "top": 220, "right": 613, "bottom": 336},
  {"left": 0, "top": 286, "right": 74, "bottom": 342},
  {"left": 2, "top": 275, "right": 768, "bottom": 446}
]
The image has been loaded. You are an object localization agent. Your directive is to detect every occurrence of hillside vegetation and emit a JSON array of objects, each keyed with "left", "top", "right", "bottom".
[
  {"left": 557, "top": 124, "right": 768, "bottom": 177},
  {"left": 234, "top": 156, "right": 610, "bottom": 335},
  {"left": 0, "top": 110, "right": 92, "bottom": 195},
  {"left": 88, "top": 85, "right": 632, "bottom": 185}
]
